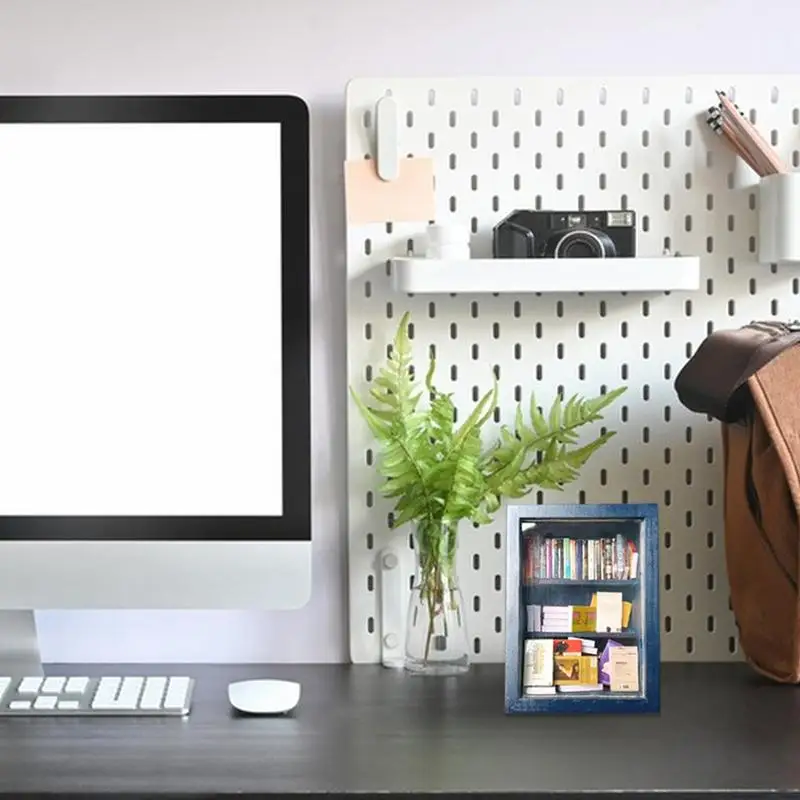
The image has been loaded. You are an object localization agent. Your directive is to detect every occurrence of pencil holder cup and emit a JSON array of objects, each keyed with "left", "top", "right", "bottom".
[{"left": 758, "top": 173, "right": 800, "bottom": 264}]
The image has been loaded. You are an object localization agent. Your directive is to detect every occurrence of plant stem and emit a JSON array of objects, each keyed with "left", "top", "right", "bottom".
[
  {"left": 424, "top": 590, "right": 435, "bottom": 663},
  {"left": 416, "top": 519, "right": 457, "bottom": 666}
]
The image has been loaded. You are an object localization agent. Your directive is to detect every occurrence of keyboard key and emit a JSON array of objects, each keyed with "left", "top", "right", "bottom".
[
  {"left": 57, "top": 700, "right": 80, "bottom": 710},
  {"left": 139, "top": 676, "right": 167, "bottom": 710},
  {"left": 34, "top": 696, "right": 57, "bottom": 710},
  {"left": 9, "top": 700, "right": 31, "bottom": 710},
  {"left": 92, "top": 677, "right": 144, "bottom": 710},
  {"left": 91, "top": 677, "right": 121, "bottom": 709},
  {"left": 65, "top": 677, "right": 89, "bottom": 695},
  {"left": 17, "top": 677, "right": 42, "bottom": 694},
  {"left": 115, "top": 677, "right": 144, "bottom": 709},
  {"left": 163, "top": 677, "right": 191, "bottom": 710},
  {"left": 41, "top": 677, "right": 66, "bottom": 694},
  {"left": 0, "top": 677, "right": 11, "bottom": 705}
]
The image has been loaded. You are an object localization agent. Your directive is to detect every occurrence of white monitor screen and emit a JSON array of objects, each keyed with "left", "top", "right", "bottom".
[{"left": 0, "top": 122, "right": 283, "bottom": 517}]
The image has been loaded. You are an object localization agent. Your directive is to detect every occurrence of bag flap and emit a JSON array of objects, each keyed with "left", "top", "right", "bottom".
[
  {"left": 748, "top": 347, "right": 800, "bottom": 515},
  {"left": 675, "top": 323, "right": 800, "bottom": 423}
]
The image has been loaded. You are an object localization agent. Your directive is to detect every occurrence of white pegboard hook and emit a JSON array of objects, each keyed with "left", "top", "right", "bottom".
[
  {"left": 378, "top": 546, "right": 404, "bottom": 668},
  {"left": 375, "top": 94, "right": 399, "bottom": 182}
]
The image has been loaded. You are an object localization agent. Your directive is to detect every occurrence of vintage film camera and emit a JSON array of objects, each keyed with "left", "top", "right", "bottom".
[{"left": 493, "top": 209, "right": 637, "bottom": 259}]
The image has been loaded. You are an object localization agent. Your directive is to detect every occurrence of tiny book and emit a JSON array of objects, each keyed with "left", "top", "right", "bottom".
[
  {"left": 556, "top": 684, "right": 602, "bottom": 693},
  {"left": 594, "top": 592, "right": 623, "bottom": 633},
  {"left": 609, "top": 645, "right": 640, "bottom": 692},
  {"left": 553, "top": 637, "right": 582, "bottom": 655},
  {"left": 571, "top": 605, "right": 596, "bottom": 633},
  {"left": 554, "top": 654, "right": 597, "bottom": 685},
  {"left": 523, "top": 638, "right": 554, "bottom": 687},
  {"left": 524, "top": 686, "right": 557, "bottom": 696},
  {"left": 553, "top": 655, "right": 582, "bottom": 685}
]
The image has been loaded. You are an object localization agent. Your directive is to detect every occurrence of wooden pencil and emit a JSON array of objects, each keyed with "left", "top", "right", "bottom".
[
  {"left": 716, "top": 90, "right": 787, "bottom": 174},
  {"left": 720, "top": 114, "right": 774, "bottom": 174},
  {"left": 706, "top": 106, "right": 764, "bottom": 174}
]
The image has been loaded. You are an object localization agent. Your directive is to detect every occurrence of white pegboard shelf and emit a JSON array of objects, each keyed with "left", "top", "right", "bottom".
[{"left": 391, "top": 256, "right": 701, "bottom": 294}]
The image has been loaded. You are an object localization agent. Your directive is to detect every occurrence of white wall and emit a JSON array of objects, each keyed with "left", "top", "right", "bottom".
[{"left": 0, "top": 0, "right": 795, "bottom": 663}]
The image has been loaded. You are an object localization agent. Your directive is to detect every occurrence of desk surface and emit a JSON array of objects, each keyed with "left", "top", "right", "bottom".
[{"left": 0, "top": 662, "right": 798, "bottom": 797}]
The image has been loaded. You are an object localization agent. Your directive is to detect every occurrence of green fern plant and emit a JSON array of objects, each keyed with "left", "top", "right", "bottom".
[
  {"left": 351, "top": 311, "right": 625, "bottom": 530},
  {"left": 350, "top": 311, "right": 625, "bottom": 666}
]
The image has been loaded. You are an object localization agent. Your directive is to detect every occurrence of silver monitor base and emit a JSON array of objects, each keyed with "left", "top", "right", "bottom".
[{"left": 0, "top": 610, "right": 42, "bottom": 675}]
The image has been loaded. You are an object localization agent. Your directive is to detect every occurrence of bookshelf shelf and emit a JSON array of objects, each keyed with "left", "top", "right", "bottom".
[
  {"left": 505, "top": 503, "right": 660, "bottom": 715},
  {"left": 526, "top": 630, "right": 639, "bottom": 639},
  {"left": 517, "top": 691, "right": 644, "bottom": 707}
]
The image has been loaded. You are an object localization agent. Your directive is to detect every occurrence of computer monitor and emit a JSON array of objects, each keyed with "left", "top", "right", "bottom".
[{"left": 0, "top": 95, "right": 311, "bottom": 673}]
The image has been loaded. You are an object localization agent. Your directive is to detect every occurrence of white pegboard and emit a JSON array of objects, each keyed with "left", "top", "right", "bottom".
[{"left": 345, "top": 75, "right": 800, "bottom": 665}]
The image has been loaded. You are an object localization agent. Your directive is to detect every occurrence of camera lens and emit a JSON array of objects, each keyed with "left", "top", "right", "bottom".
[{"left": 552, "top": 229, "right": 616, "bottom": 258}]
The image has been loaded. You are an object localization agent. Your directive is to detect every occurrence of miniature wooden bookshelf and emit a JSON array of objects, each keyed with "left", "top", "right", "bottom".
[{"left": 504, "top": 503, "right": 660, "bottom": 714}]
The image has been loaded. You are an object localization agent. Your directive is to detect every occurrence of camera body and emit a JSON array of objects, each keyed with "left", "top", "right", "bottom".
[{"left": 493, "top": 209, "right": 637, "bottom": 259}]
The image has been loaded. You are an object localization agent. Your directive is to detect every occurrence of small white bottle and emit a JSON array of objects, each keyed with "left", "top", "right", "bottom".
[{"left": 425, "top": 222, "right": 471, "bottom": 259}]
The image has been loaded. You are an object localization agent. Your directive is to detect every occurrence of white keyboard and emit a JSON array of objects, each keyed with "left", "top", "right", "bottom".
[{"left": 0, "top": 675, "right": 194, "bottom": 716}]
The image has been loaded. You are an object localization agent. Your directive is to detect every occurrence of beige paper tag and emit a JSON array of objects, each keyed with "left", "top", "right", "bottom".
[{"left": 344, "top": 157, "right": 435, "bottom": 224}]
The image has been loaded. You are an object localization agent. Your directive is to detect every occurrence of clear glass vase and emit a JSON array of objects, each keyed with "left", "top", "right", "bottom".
[{"left": 404, "top": 519, "right": 470, "bottom": 675}]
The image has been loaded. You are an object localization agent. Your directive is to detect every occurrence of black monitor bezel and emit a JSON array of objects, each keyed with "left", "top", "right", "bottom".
[{"left": 0, "top": 95, "right": 310, "bottom": 541}]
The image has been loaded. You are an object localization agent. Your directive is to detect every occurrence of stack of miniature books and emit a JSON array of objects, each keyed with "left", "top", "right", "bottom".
[{"left": 522, "top": 636, "right": 639, "bottom": 695}]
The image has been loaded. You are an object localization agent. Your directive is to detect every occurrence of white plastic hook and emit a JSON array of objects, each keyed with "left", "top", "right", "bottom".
[
  {"left": 375, "top": 95, "right": 399, "bottom": 181},
  {"left": 379, "top": 546, "right": 404, "bottom": 668}
]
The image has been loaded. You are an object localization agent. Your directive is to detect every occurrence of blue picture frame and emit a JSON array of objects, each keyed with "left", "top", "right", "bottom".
[{"left": 504, "top": 503, "right": 660, "bottom": 714}]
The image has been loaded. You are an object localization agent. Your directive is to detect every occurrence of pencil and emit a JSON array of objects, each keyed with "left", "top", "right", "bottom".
[
  {"left": 705, "top": 106, "right": 763, "bottom": 174},
  {"left": 716, "top": 90, "right": 787, "bottom": 174}
]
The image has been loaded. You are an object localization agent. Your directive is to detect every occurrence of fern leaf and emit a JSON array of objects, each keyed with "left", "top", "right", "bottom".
[
  {"left": 482, "top": 491, "right": 501, "bottom": 514},
  {"left": 483, "top": 436, "right": 528, "bottom": 489},
  {"left": 392, "top": 501, "right": 425, "bottom": 529},
  {"left": 427, "top": 382, "right": 496, "bottom": 524},
  {"left": 423, "top": 352, "right": 438, "bottom": 393},
  {"left": 529, "top": 394, "right": 549, "bottom": 437},
  {"left": 350, "top": 313, "right": 442, "bottom": 527},
  {"left": 562, "top": 430, "right": 617, "bottom": 468},
  {"left": 586, "top": 386, "right": 627, "bottom": 417},
  {"left": 514, "top": 405, "right": 525, "bottom": 438},
  {"left": 367, "top": 407, "right": 397, "bottom": 422},
  {"left": 428, "top": 392, "right": 455, "bottom": 442},
  {"left": 453, "top": 380, "right": 497, "bottom": 447},
  {"left": 368, "top": 385, "right": 397, "bottom": 408},
  {"left": 483, "top": 384, "right": 625, "bottom": 500},
  {"left": 441, "top": 430, "right": 485, "bottom": 523},
  {"left": 563, "top": 394, "right": 579, "bottom": 426},
  {"left": 547, "top": 393, "right": 563, "bottom": 431},
  {"left": 470, "top": 506, "right": 494, "bottom": 525},
  {"left": 421, "top": 352, "right": 456, "bottom": 462},
  {"left": 349, "top": 388, "right": 391, "bottom": 438}
]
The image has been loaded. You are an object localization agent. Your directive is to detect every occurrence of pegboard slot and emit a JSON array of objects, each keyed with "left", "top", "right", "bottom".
[{"left": 390, "top": 257, "right": 700, "bottom": 294}]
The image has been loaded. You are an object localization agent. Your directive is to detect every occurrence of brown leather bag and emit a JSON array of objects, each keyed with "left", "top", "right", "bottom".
[{"left": 675, "top": 321, "right": 800, "bottom": 682}]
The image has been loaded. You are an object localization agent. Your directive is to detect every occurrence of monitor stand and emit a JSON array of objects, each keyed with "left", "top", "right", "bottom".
[{"left": 0, "top": 610, "right": 42, "bottom": 675}]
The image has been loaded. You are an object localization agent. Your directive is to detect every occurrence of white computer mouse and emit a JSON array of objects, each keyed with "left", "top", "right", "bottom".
[{"left": 227, "top": 679, "right": 301, "bottom": 715}]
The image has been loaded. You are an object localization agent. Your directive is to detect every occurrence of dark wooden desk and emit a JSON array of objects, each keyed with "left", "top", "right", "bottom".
[{"left": 0, "top": 662, "right": 797, "bottom": 797}]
